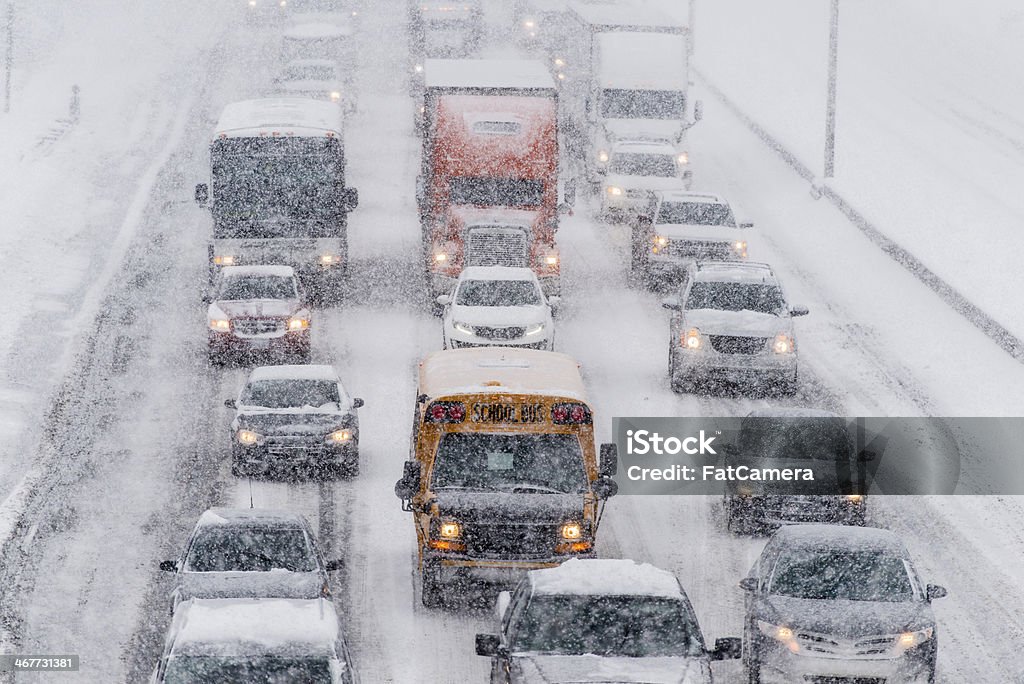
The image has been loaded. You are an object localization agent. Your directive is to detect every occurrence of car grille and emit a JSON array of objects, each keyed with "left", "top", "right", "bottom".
[
  {"left": 452, "top": 340, "right": 547, "bottom": 350},
  {"left": 264, "top": 435, "right": 327, "bottom": 458},
  {"left": 666, "top": 239, "right": 736, "bottom": 260},
  {"left": 796, "top": 629, "right": 898, "bottom": 658},
  {"left": 232, "top": 318, "right": 285, "bottom": 335},
  {"left": 465, "top": 228, "right": 529, "bottom": 268},
  {"left": 805, "top": 678, "right": 886, "bottom": 684},
  {"left": 463, "top": 524, "right": 558, "bottom": 559},
  {"left": 709, "top": 335, "right": 767, "bottom": 354},
  {"left": 474, "top": 325, "right": 525, "bottom": 340}
]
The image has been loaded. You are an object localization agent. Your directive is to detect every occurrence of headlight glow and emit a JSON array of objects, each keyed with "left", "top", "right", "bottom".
[
  {"left": 414, "top": 63, "right": 424, "bottom": 73},
  {"left": 320, "top": 253, "right": 341, "bottom": 265},
  {"left": 453, "top": 321, "right": 474, "bottom": 335},
  {"left": 330, "top": 91, "right": 341, "bottom": 102},
  {"left": 683, "top": 327, "right": 702, "bottom": 350},
  {"left": 327, "top": 428, "right": 353, "bottom": 443},
  {"left": 757, "top": 620, "right": 799, "bottom": 652},
  {"left": 433, "top": 252, "right": 447, "bottom": 263},
  {"left": 772, "top": 333, "right": 795, "bottom": 354},
  {"left": 605, "top": 185, "right": 622, "bottom": 196},
  {"left": 236, "top": 429, "right": 262, "bottom": 446},
  {"left": 209, "top": 319, "right": 231, "bottom": 332},
  {"left": 897, "top": 627, "right": 933, "bottom": 650},
  {"left": 597, "top": 149, "right": 609, "bottom": 163},
  {"left": 288, "top": 317, "right": 310, "bottom": 331},
  {"left": 654, "top": 235, "right": 668, "bottom": 247},
  {"left": 553, "top": 57, "right": 565, "bottom": 68},
  {"left": 525, "top": 323, "right": 545, "bottom": 336},
  {"left": 560, "top": 522, "right": 582, "bottom": 540},
  {"left": 523, "top": 19, "right": 535, "bottom": 29},
  {"left": 677, "top": 151, "right": 689, "bottom": 164},
  {"left": 438, "top": 521, "right": 461, "bottom": 539},
  {"left": 544, "top": 253, "right": 559, "bottom": 266},
  {"left": 212, "top": 255, "right": 235, "bottom": 266},
  {"left": 846, "top": 494, "right": 864, "bottom": 503}
]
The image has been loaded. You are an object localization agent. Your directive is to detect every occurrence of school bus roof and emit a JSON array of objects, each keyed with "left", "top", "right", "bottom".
[{"left": 419, "top": 348, "right": 587, "bottom": 402}]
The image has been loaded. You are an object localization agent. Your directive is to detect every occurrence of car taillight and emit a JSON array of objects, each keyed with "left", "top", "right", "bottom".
[
  {"left": 425, "top": 401, "right": 466, "bottom": 423},
  {"left": 552, "top": 403, "right": 591, "bottom": 425}
]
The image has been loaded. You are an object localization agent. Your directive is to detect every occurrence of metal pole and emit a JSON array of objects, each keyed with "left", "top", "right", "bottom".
[
  {"left": 3, "top": 3, "right": 13, "bottom": 114},
  {"left": 824, "top": 0, "right": 839, "bottom": 178}
]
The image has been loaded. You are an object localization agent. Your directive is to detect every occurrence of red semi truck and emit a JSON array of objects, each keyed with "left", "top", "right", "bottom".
[{"left": 416, "top": 58, "right": 573, "bottom": 297}]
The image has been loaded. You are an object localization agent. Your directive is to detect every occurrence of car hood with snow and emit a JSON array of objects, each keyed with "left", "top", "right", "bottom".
[
  {"left": 510, "top": 653, "right": 708, "bottom": 684},
  {"left": 655, "top": 221, "right": 745, "bottom": 242},
  {"left": 234, "top": 409, "right": 353, "bottom": 436},
  {"left": 211, "top": 298, "right": 304, "bottom": 320},
  {"left": 449, "top": 303, "right": 549, "bottom": 328},
  {"left": 762, "top": 595, "right": 934, "bottom": 640},
  {"left": 683, "top": 309, "right": 790, "bottom": 338},
  {"left": 604, "top": 173, "right": 688, "bottom": 193},
  {"left": 604, "top": 119, "right": 684, "bottom": 144}
]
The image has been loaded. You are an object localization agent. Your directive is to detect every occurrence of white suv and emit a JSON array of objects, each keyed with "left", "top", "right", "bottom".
[
  {"left": 598, "top": 139, "right": 690, "bottom": 222},
  {"left": 661, "top": 261, "right": 808, "bottom": 394}
]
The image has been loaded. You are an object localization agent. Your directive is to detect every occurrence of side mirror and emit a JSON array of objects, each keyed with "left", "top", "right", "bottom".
[
  {"left": 563, "top": 179, "right": 576, "bottom": 207},
  {"left": 661, "top": 297, "right": 681, "bottom": 311},
  {"left": 739, "top": 577, "right": 758, "bottom": 592},
  {"left": 693, "top": 99, "right": 704, "bottom": 122},
  {"left": 194, "top": 183, "right": 209, "bottom": 206},
  {"left": 324, "top": 559, "right": 344, "bottom": 572},
  {"left": 710, "top": 636, "right": 742, "bottom": 661},
  {"left": 926, "top": 584, "right": 947, "bottom": 600},
  {"left": 352, "top": 398, "right": 365, "bottom": 409},
  {"left": 201, "top": 291, "right": 212, "bottom": 305},
  {"left": 495, "top": 590, "right": 512, "bottom": 621},
  {"left": 547, "top": 295, "right": 560, "bottom": 309},
  {"left": 394, "top": 460, "right": 422, "bottom": 500},
  {"left": 224, "top": 398, "right": 237, "bottom": 409},
  {"left": 592, "top": 477, "right": 618, "bottom": 499},
  {"left": 790, "top": 305, "right": 809, "bottom": 317},
  {"left": 340, "top": 187, "right": 359, "bottom": 212},
  {"left": 159, "top": 560, "right": 177, "bottom": 572},
  {"left": 738, "top": 221, "right": 754, "bottom": 229},
  {"left": 599, "top": 443, "right": 618, "bottom": 477},
  {"left": 475, "top": 633, "right": 502, "bottom": 657},
  {"left": 436, "top": 294, "right": 452, "bottom": 307}
]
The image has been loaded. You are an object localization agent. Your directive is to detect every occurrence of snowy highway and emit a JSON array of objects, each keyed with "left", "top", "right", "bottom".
[{"left": 2, "top": 1, "right": 1024, "bottom": 683}]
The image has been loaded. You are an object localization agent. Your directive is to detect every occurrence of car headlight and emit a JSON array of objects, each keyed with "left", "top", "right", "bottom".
[
  {"left": 209, "top": 319, "right": 231, "bottom": 332},
  {"left": 413, "top": 63, "right": 424, "bottom": 73},
  {"left": 326, "top": 428, "right": 353, "bottom": 444},
  {"left": 605, "top": 185, "right": 622, "bottom": 196},
  {"left": 453, "top": 321, "right": 474, "bottom": 335},
  {"left": 279, "top": 0, "right": 286, "bottom": 6},
  {"left": 560, "top": 522, "right": 582, "bottom": 540},
  {"left": 597, "top": 149, "right": 609, "bottom": 163},
  {"left": 846, "top": 494, "right": 864, "bottom": 503},
  {"left": 677, "top": 151, "right": 689, "bottom": 164},
  {"left": 772, "top": 333, "right": 795, "bottom": 354},
  {"left": 330, "top": 91, "right": 341, "bottom": 102},
  {"left": 212, "top": 255, "right": 235, "bottom": 266},
  {"left": 553, "top": 57, "right": 566, "bottom": 68},
  {"left": 433, "top": 251, "right": 448, "bottom": 263},
  {"left": 653, "top": 235, "right": 668, "bottom": 247},
  {"left": 543, "top": 253, "right": 559, "bottom": 266},
  {"left": 319, "top": 253, "right": 341, "bottom": 265},
  {"left": 525, "top": 323, "right": 545, "bottom": 336},
  {"left": 523, "top": 19, "right": 536, "bottom": 29},
  {"left": 236, "top": 429, "right": 263, "bottom": 446},
  {"left": 438, "top": 520, "right": 462, "bottom": 540},
  {"left": 896, "top": 627, "right": 933, "bottom": 651},
  {"left": 732, "top": 239, "right": 748, "bottom": 257},
  {"left": 757, "top": 620, "right": 799, "bottom": 652},
  {"left": 288, "top": 317, "right": 310, "bottom": 331},
  {"left": 248, "top": 0, "right": 256, "bottom": 6},
  {"left": 682, "top": 327, "right": 702, "bottom": 350}
]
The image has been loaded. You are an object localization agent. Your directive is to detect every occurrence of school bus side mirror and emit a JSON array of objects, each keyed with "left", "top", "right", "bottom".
[
  {"left": 395, "top": 460, "right": 422, "bottom": 501},
  {"left": 599, "top": 443, "right": 618, "bottom": 477}
]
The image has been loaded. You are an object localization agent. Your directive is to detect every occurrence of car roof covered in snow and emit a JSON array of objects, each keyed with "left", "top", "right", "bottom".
[
  {"left": 169, "top": 598, "right": 339, "bottom": 656},
  {"left": 457, "top": 266, "right": 540, "bottom": 282},
  {"left": 528, "top": 559, "right": 684, "bottom": 599},
  {"left": 692, "top": 261, "right": 777, "bottom": 285},
  {"left": 214, "top": 98, "right": 343, "bottom": 139},
  {"left": 774, "top": 524, "right": 910, "bottom": 556},
  {"left": 596, "top": 32, "right": 688, "bottom": 90},
  {"left": 219, "top": 265, "right": 297, "bottom": 279},
  {"left": 195, "top": 508, "right": 310, "bottom": 529},
  {"left": 569, "top": 2, "right": 685, "bottom": 32},
  {"left": 657, "top": 190, "right": 728, "bottom": 205},
  {"left": 247, "top": 364, "right": 341, "bottom": 383},
  {"left": 419, "top": 348, "right": 586, "bottom": 401},
  {"left": 424, "top": 59, "right": 556, "bottom": 93}
]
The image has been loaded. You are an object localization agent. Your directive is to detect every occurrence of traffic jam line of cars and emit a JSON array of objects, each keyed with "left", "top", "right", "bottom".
[{"left": 144, "top": 1, "right": 949, "bottom": 683}]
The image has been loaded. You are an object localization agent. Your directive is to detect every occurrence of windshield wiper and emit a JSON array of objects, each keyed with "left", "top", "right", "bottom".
[{"left": 494, "top": 483, "right": 564, "bottom": 494}]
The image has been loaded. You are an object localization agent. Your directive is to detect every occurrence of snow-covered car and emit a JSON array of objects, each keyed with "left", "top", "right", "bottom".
[
  {"left": 158, "top": 508, "right": 342, "bottom": 614},
  {"left": 149, "top": 597, "right": 358, "bottom": 683},
  {"left": 206, "top": 265, "right": 312, "bottom": 365},
  {"left": 476, "top": 558, "right": 741, "bottom": 683},
  {"left": 274, "top": 58, "right": 349, "bottom": 109},
  {"left": 740, "top": 525, "right": 947, "bottom": 684},
  {"left": 598, "top": 139, "right": 690, "bottom": 221},
  {"left": 437, "top": 266, "right": 557, "bottom": 351},
  {"left": 723, "top": 409, "right": 870, "bottom": 533},
  {"left": 661, "top": 261, "right": 808, "bottom": 394},
  {"left": 226, "top": 365, "right": 364, "bottom": 478},
  {"left": 631, "top": 190, "right": 753, "bottom": 281}
]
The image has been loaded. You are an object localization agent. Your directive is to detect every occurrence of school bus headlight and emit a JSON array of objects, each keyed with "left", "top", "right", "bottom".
[
  {"left": 236, "top": 429, "right": 263, "bottom": 446},
  {"left": 327, "top": 429, "right": 353, "bottom": 444},
  {"left": 438, "top": 521, "right": 462, "bottom": 540},
  {"left": 209, "top": 319, "right": 231, "bottom": 332},
  {"left": 212, "top": 255, "right": 236, "bottom": 266},
  {"left": 288, "top": 317, "right": 310, "bottom": 331},
  {"left": 560, "top": 523, "right": 582, "bottom": 540}
]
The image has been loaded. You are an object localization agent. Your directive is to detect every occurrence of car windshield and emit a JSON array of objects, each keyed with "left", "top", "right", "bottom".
[
  {"left": 512, "top": 595, "right": 703, "bottom": 657},
  {"left": 609, "top": 153, "right": 677, "bottom": 177},
  {"left": 601, "top": 89, "right": 685, "bottom": 120},
  {"left": 431, "top": 433, "right": 587, "bottom": 494},
  {"left": 738, "top": 419, "right": 852, "bottom": 460},
  {"left": 219, "top": 275, "right": 297, "bottom": 301},
  {"left": 448, "top": 177, "right": 544, "bottom": 208},
  {"left": 770, "top": 549, "right": 917, "bottom": 602},
  {"left": 657, "top": 201, "right": 734, "bottom": 226},
  {"left": 163, "top": 656, "right": 331, "bottom": 683},
  {"left": 184, "top": 525, "right": 316, "bottom": 572},
  {"left": 241, "top": 379, "right": 340, "bottom": 409},
  {"left": 282, "top": 65, "right": 335, "bottom": 81},
  {"left": 686, "top": 282, "right": 786, "bottom": 315},
  {"left": 456, "top": 279, "right": 541, "bottom": 307}
]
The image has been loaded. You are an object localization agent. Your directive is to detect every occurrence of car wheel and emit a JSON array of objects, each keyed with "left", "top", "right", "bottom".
[{"left": 421, "top": 562, "right": 444, "bottom": 609}]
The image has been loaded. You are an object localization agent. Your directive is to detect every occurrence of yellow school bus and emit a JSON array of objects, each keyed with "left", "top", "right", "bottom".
[{"left": 394, "top": 347, "right": 619, "bottom": 607}]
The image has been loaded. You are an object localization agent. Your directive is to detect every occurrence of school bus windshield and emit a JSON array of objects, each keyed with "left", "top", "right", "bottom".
[{"left": 431, "top": 433, "right": 588, "bottom": 494}]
